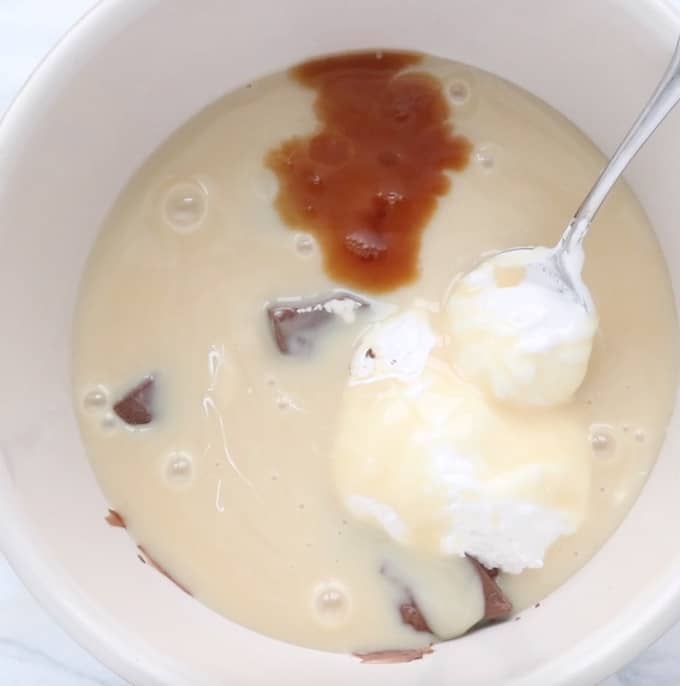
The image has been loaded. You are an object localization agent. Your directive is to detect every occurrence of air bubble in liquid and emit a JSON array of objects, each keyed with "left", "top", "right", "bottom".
[
  {"left": 295, "top": 233, "right": 315, "bottom": 256},
  {"left": 475, "top": 144, "right": 498, "bottom": 170},
  {"left": 634, "top": 428, "right": 646, "bottom": 443},
  {"left": 165, "top": 451, "right": 194, "bottom": 484},
  {"left": 447, "top": 79, "right": 471, "bottom": 105},
  {"left": 101, "top": 413, "right": 117, "bottom": 431},
  {"left": 83, "top": 386, "right": 108, "bottom": 412},
  {"left": 276, "top": 392, "right": 300, "bottom": 411},
  {"left": 312, "top": 581, "right": 351, "bottom": 626},
  {"left": 589, "top": 425, "right": 617, "bottom": 458},
  {"left": 163, "top": 180, "right": 207, "bottom": 234}
]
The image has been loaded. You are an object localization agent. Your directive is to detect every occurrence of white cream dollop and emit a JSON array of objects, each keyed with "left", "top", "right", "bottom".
[
  {"left": 350, "top": 309, "right": 436, "bottom": 383},
  {"left": 333, "top": 310, "right": 591, "bottom": 574},
  {"left": 446, "top": 248, "right": 597, "bottom": 407}
]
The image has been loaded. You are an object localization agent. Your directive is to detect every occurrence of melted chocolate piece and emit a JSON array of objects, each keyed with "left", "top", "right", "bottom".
[
  {"left": 399, "top": 599, "right": 432, "bottom": 634},
  {"left": 138, "top": 545, "right": 192, "bottom": 596},
  {"left": 113, "top": 376, "right": 155, "bottom": 426},
  {"left": 105, "top": 509, "right": 126, "bottom": 529},
  {"left": 267, "top": 291, "right": 367, "bottom": 355},
  {"left": 355, "top": 647, "right": 434, "bottom": 664},
  {"left": 380, "top": 563, "right": 434, "bottom": 635},
  {"left": 467, "top": 555, "right": 512, "bottom": 621}
]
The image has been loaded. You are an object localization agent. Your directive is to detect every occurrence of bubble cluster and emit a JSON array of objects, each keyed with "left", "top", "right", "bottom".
[
  {"left": 162, "top": 180, "right": 208, "bottom": 234},
  {"left": 276, "top": 392, "right": 300, "bottom": 411},
  {"left": 82, "top": 385, "right": 116, "bottom": 432},
  {"left": 295, "top": 233, "right": 316, "bottom": 256},
  {"left": 475, "top": 144, "right": 498, "bottom": 170},
  {"left": 101, "top": 413, "right": 117, "bottom": 431},
  {"left": 589, "top": 425, "right": 617, "bottom": 458},
  {"left": 312, "top": 581, "right": 351, "bottom": 626},
  {"left": 447, "top": 79, "right": 471, "bottom": 106},
  {"left": 164, "top": 451, "right": 194, "bottom": 484},
  {"left": 83, "top": 386, "right": 108, "bottom": 411}
]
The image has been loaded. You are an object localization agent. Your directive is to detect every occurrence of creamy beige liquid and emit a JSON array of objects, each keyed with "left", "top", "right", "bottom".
[{"left": 73, "top": 55, "right": 678, "bottom": 654}]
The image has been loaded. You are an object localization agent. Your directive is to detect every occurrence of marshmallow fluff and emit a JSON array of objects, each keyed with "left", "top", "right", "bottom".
[
  {"left": 73, "top": 53, "right": 678, "bottom": 653},
  {"left": 447, "top": 248, "right": 598, "bottom": 407},
  {"left": 350, "top": 310, "right": 436, "bottom": 383},
  {"left": 335, "top": 309, "right": 590, "bottom": 574}
]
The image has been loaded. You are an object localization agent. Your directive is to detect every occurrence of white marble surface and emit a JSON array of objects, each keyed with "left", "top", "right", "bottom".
[{"left": 1, "top": 1, "right": 679, "bottom": 684}]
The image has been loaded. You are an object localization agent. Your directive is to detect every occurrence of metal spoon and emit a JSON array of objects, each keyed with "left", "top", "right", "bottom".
[{"left": 497, "top": 36, "right": 680, "bottom": 310}]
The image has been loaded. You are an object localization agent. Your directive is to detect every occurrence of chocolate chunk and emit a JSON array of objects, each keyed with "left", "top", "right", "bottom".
[
  {"left": 381, "top": 563, "right": 434, "bottom": 635},
  {"left": 467, "top": 555, "right": 512, "bottom": 621},
  {"left": 113, "top": 376, "right": 155, "bottom": 426},
  {"left": 267, "top": 291, "right": 368, "bottom": 355},
  {"left": 399, "top": 599, "right": 432, "bottom": 634},
  {"left": 137, "top": 545, "right": 192, "bottom": 596},
  {"left": 105, "top": 509, "right": 126, "bottom": 529},
  {"left": 354, "top": 647, "right": 434, "bottom": 664}
]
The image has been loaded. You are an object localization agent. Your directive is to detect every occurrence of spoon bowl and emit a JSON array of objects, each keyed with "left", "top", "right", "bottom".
[{"left": 471, "top": 35, "right": 680, "bottom": 312}]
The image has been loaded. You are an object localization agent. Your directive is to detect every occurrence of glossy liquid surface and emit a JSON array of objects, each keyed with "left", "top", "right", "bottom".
[{"left": 73, "top": 54, "right": 678, "bottom": 653}]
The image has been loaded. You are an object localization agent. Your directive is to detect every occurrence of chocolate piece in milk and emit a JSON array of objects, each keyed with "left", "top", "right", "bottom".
[
  {"left": 380, "top": 562, "right": 434, "bottom": 635},
  {"left": 467, "top": 555, "right": 512, "bottom": 621},
  {"left": 105, "top": 509, "right": 126, "bottom": 529},
  {"left": 138, "top": 544, "right": 192, "bottom": 596},
  {"left": 354, "top": 647, "right": 434, "bottom": 664},
  {"left": 399, "top": 597, "right": 432, "bottom": 634},
  {"left": 267, "top": 291, "right": 368, "bottom": 355},
  {"left": 113, "top": 376, "right": 155, "bottom": 426}
]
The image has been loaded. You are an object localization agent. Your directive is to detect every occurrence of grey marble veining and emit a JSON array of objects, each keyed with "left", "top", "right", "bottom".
[{"left": 0, "top": 1, "right": 678, "bottom": 684}]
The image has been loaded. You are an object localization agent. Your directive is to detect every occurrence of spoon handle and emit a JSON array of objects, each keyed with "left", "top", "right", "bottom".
[{"left": 562, "top": 36, "right": 680, "bottom": 251}]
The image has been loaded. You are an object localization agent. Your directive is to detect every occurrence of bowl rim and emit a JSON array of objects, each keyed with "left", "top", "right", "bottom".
[{"left": 0, "top": 3, "right": 189, "bottom": 682}]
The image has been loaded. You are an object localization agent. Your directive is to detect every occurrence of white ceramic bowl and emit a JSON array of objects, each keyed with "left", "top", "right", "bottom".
[{"left": 1, "top": 1, "right": 679, "bottom": 684}]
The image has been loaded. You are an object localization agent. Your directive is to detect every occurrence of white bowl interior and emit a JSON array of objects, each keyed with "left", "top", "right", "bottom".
[{"left": 1, "top": 1, "right": 679, "bottom": 684}]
